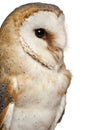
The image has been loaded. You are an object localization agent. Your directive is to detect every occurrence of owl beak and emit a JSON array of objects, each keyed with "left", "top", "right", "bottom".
[{"left": 48, "top": 46, "right": 63, "bottom": 63}]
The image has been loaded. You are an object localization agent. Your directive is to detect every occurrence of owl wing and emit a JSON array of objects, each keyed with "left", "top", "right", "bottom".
[
  {"left": 0, "top": 75, "right": 17, "bottom": 130},
  {"left": 49, "top": 95, "right": 66, "bottom": 130}
]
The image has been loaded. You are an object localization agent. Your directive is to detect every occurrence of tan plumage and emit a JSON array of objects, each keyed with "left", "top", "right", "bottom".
[{"left": 0, "top": 3, "right": 71, "bottom": 130}]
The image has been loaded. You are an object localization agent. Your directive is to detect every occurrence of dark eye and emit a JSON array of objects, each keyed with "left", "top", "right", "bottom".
[{"left": 35, "top": 28, "right": 45, "bottom": 38}]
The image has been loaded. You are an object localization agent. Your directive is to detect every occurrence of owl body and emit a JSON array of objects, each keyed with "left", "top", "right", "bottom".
[
  {"left": 10, "top": 66, "right": 67, "bottom": 130},
  {"left": 0, "top": 3, "right": 71, "bottom": 130}
]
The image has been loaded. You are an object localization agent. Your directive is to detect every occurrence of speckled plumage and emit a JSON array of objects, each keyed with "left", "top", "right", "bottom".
[{"left": 0, "top": 3, "right": 71, "bottom": 130}]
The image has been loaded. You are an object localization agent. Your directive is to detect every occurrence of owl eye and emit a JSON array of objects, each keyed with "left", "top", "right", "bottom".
[{"left": 35, "top": 28, "right": 45, "bottom": 38}]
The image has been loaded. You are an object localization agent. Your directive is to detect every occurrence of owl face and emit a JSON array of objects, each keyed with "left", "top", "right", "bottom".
[
  {"left": 19, "top": 10, "right": 66, "bottom": 70},
  {"left": 0, "top": 3, "right": 66, "bottom": 72}
]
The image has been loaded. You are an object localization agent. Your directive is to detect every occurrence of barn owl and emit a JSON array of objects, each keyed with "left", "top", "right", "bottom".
[{"left": 0, "top": 3, "right": 71, "bottom": 130}]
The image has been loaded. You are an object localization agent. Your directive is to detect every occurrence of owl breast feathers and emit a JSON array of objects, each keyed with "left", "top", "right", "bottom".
[{"left": 0, "top": 3, "right": 71, "bottom": 130}]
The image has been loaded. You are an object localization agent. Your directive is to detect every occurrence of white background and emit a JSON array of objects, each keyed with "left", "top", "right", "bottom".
[{"left": 0, "top": 0, "right": 88, "bottom": 130}]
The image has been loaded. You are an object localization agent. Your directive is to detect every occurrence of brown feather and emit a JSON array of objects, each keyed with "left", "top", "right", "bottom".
[{"left": 0, "top": 76, "right": 17, "bottom": 128}]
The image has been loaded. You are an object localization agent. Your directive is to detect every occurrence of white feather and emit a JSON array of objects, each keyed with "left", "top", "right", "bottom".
[{"left": 4, "top": 103, "right": 15, "bottom": 130}]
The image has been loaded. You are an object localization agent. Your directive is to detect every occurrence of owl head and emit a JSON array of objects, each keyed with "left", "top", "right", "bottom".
[{"left": 0, "top": 3, "right": 66, "bottom": 73}]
